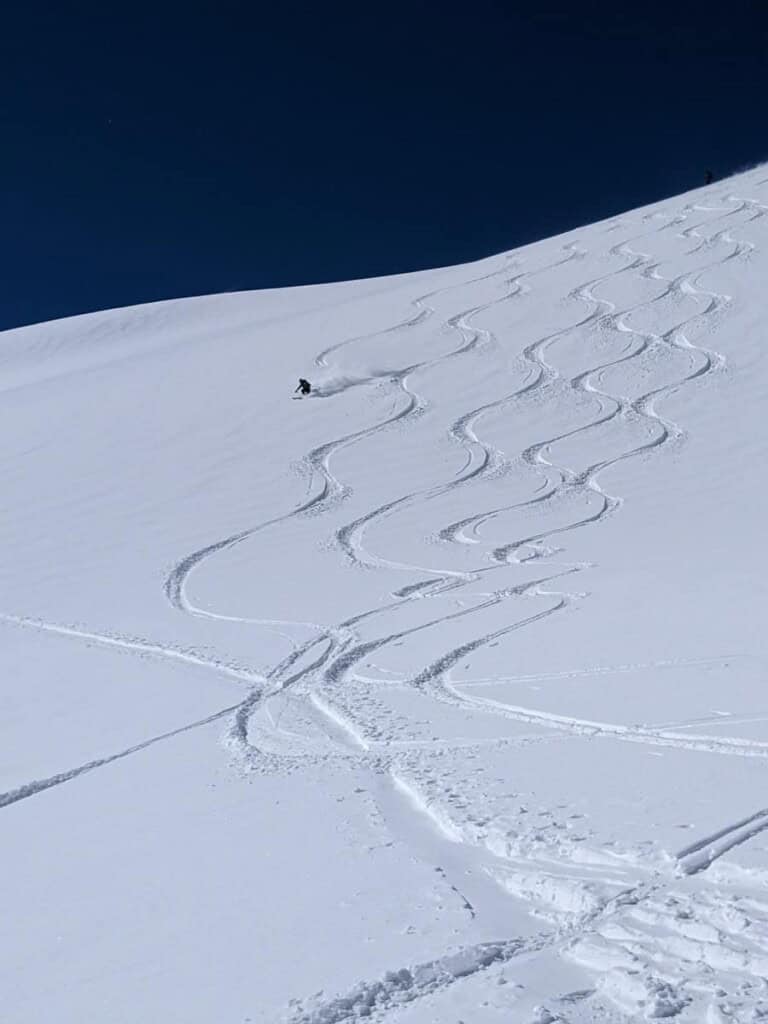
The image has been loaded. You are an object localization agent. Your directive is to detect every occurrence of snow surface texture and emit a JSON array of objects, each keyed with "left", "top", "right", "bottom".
[{"left": 2, "top": 167, "right": 768, "bottom": 1023}]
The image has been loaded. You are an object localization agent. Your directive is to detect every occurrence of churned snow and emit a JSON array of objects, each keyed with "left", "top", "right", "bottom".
[{"left": 2, "top": 167, "right": 768, "bottom": 1023}]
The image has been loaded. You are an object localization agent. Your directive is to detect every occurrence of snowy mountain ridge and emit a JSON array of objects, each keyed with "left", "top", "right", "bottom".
[{"left": 2, "top": 166, "right": 768, "bottom": 1023}]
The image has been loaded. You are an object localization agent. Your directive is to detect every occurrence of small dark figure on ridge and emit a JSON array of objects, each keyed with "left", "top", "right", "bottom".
[
  {"left": 295, "top": 378, "right": 311, "bottom": 396},
  {"left": 705, "top": 169, "right": 714, "bottom": 185}
]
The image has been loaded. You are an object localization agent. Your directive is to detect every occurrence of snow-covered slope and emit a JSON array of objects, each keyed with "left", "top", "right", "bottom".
[{"left": 2, "top": 167, "right": 768, "bottom": 1024}]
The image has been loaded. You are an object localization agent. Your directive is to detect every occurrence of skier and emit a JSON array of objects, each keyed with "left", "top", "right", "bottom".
[
  {"left": 705, "top": 169, "right": 714, "bottom": 185},
  {"left": 295, "top": 378, "right": 311, "bottom": 396}
]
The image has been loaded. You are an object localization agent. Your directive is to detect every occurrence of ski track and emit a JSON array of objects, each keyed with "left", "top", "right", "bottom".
[
  {"left": 287, "top": 862, "right": 661, "bottom": 1023},
  {"left": 286, "top": 934, "right": 540, "bottom": 1024},
  {"left": 676, "top": 807, "right": 768, "bottom": 876},
  {"left": 0, "top": 703, "right": 240, "bottom": 811},
  {"left": 0, "top": 612, "right": 266, "bottom": 686},
  {"left": 0, "top": 612, "right": 265, "bottom": 806}
]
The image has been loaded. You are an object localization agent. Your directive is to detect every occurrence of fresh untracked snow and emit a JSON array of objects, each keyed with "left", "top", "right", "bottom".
[{"left": 2, "top": 167, "right": 768, "bottom": 1023}]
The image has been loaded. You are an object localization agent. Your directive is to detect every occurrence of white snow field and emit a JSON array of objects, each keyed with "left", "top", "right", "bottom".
[{"left": 2, "top": 166, "right": 768, "bottom": 1024}]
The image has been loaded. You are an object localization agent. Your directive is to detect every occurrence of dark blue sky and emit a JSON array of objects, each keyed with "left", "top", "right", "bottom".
[{"left": 1, "top": 1, "right": 766, "bottom": 331}]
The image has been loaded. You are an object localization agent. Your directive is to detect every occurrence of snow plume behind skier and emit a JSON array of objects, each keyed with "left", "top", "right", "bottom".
[{"left": 297, "top": 369, "right": 400, "bottom": 399}]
